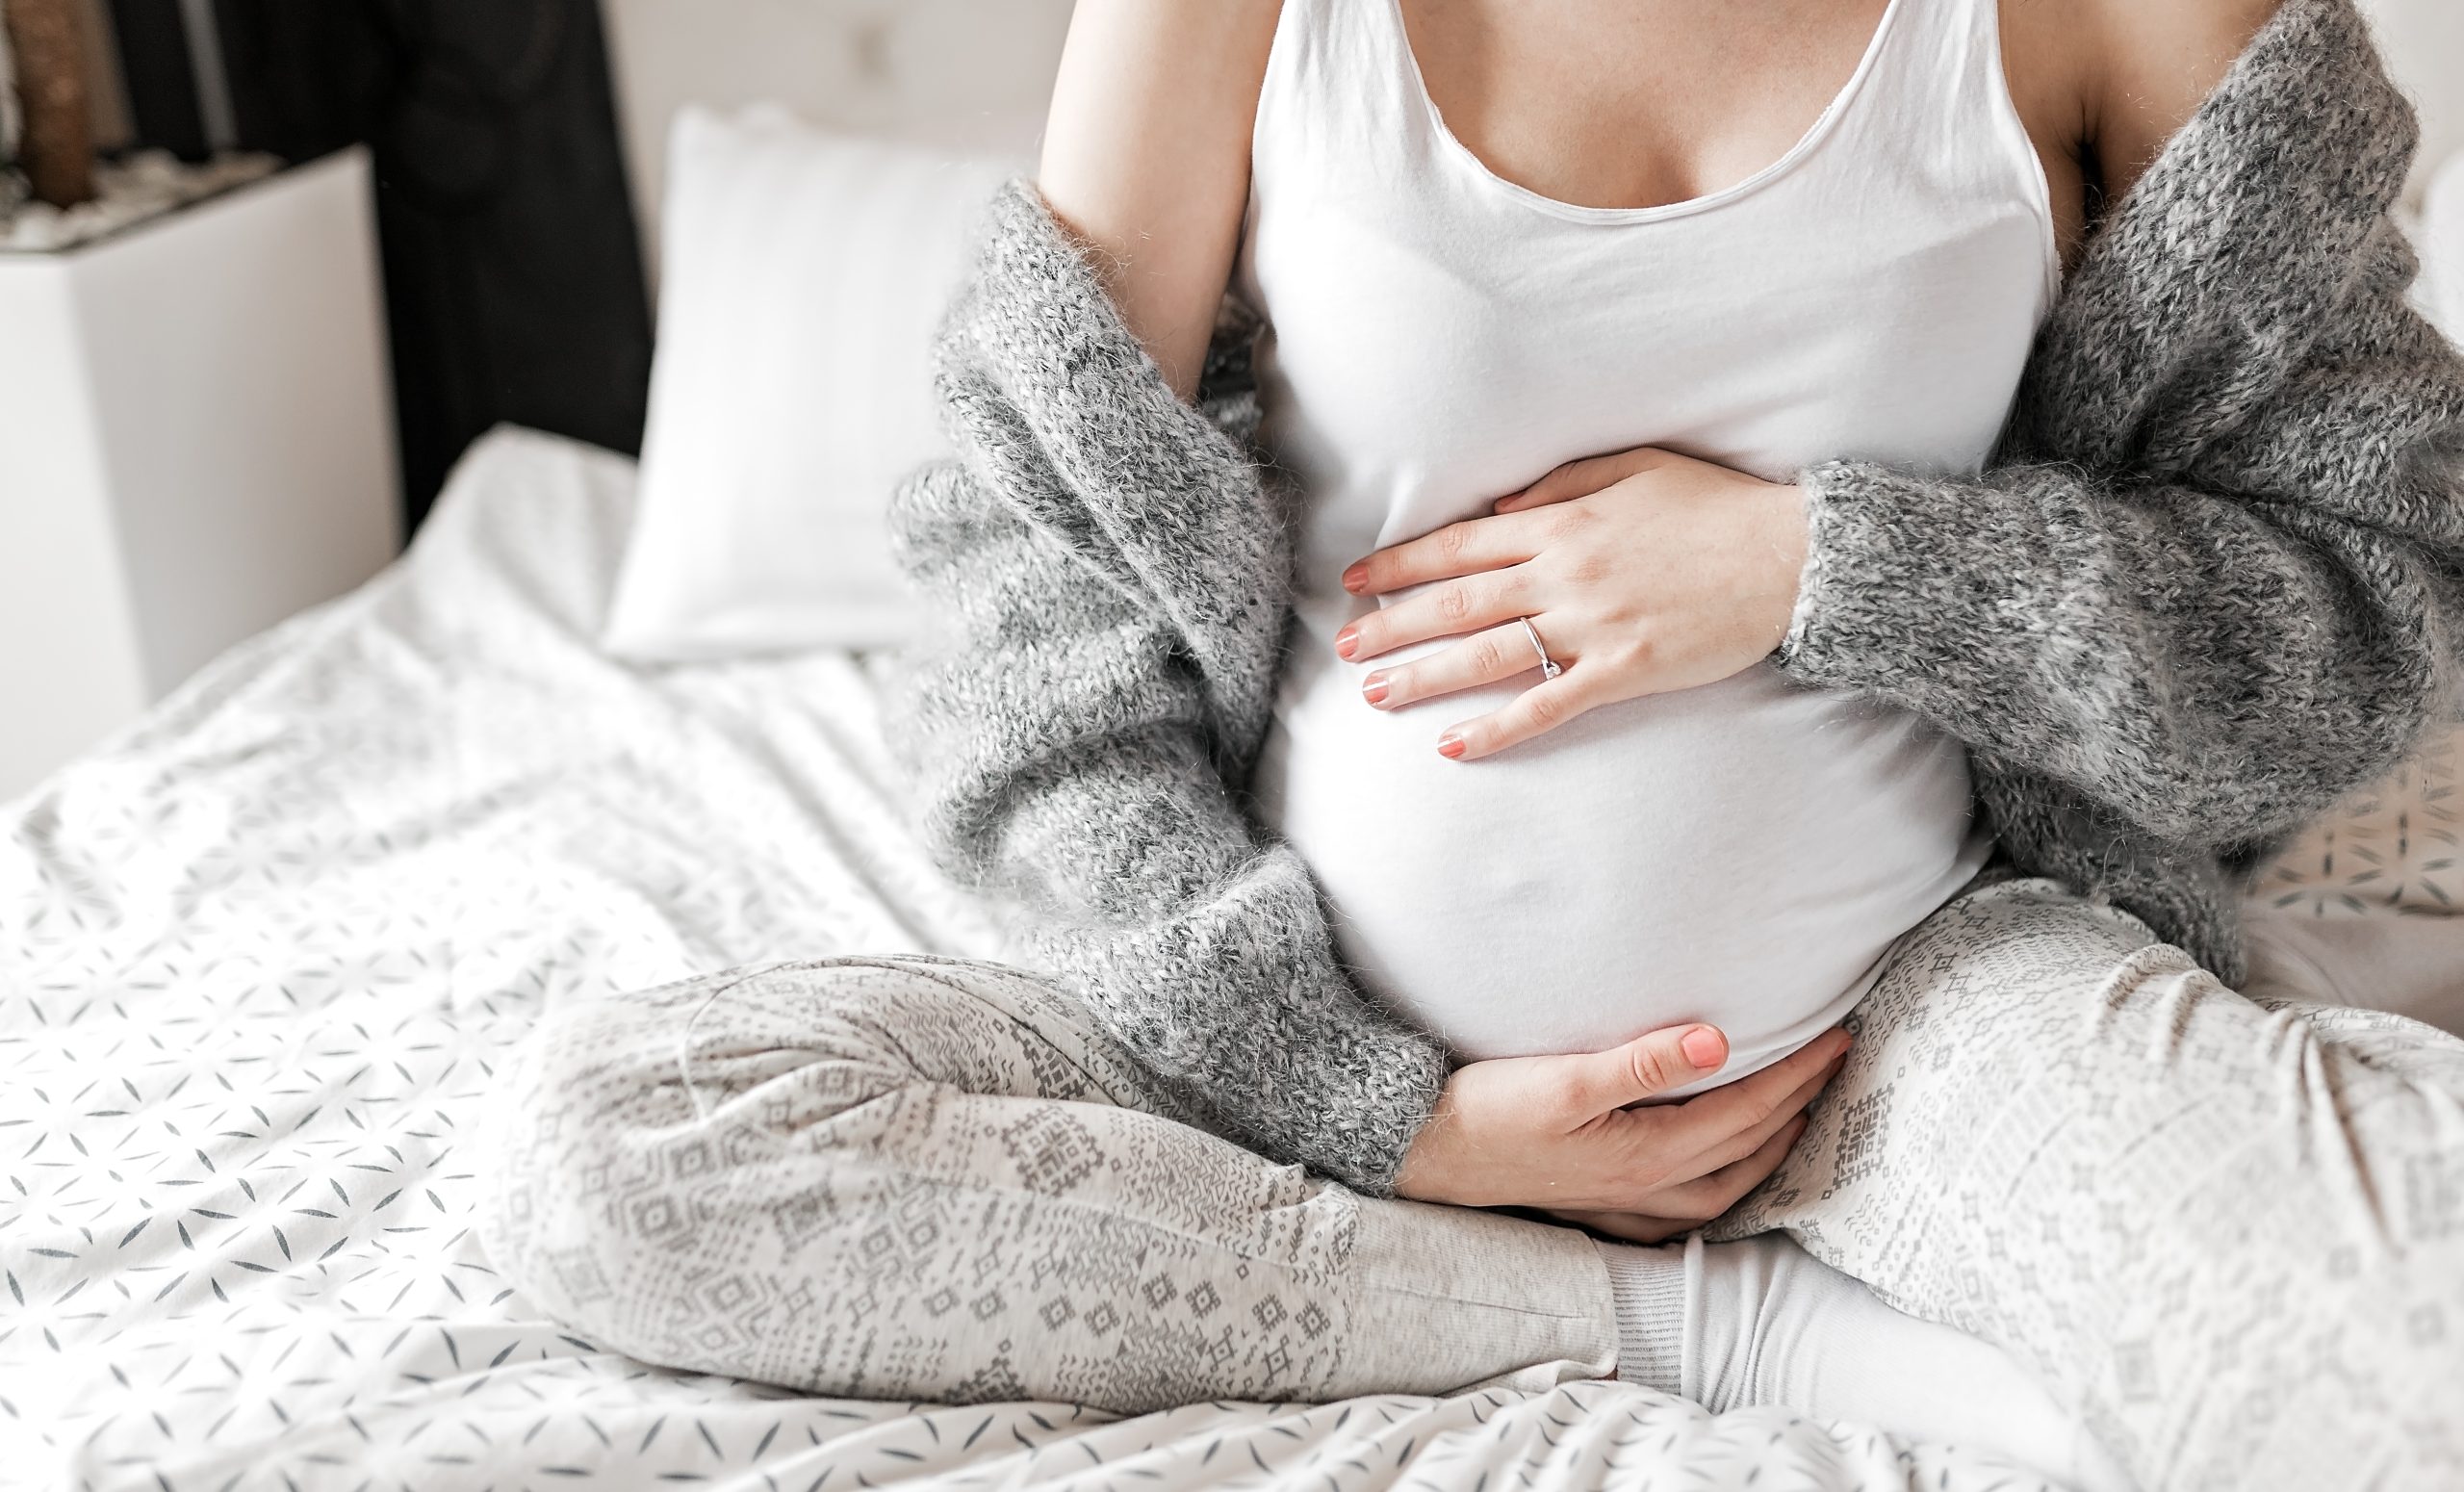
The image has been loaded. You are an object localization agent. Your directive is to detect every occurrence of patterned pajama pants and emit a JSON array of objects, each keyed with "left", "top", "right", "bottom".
[{"left": 478, "top": 875, "right": 2464, "bottom": 1490}]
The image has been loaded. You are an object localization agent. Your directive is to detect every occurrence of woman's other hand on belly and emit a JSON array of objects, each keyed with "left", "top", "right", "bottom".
[
  {"left": 1393, "top": 1021, "right": 1852, "bottom": 1242},
  {"left": 1336, "top": 448, "right": 1809, "bottom": 761}
]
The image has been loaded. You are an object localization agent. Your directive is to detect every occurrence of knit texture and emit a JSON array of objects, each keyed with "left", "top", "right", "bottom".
[
  {"left": 1776, "top": 0, "right": 2464, "bottom": 982},
  {"left": 883, "top": 0, "right": 2464, "bottom": 1196},
  {"left": 881, "top": 193, "right": 1450, "bottom": 1196}
]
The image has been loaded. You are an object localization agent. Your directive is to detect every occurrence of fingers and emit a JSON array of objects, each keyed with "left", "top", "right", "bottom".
[
  {"left": 1494, "top": 448, "right": 1672, "bottom": 513},
  {"left": 1335, "top": 568, "right": 1532, "bottom": 662},
  {"left": 1635, "top": 1114, "right": 1808, "bottom": 1224},
  {"left": 1646, "top": 1027, "right": 1852, "bottom": 1160},
  {"left": 1434, "top": 673, "right": 1604, "bottom": 760},
  {"left": 1363, "top": 621, "right": 1553, "bottom": 710},
  {"left": 1559, "top": 1023, "right": 1731, "bottom": 1119},
  {"left": 1553, "top": 1110, "right": 1811, "bottom": 1236},
  {"left": 1341, "top": 511, "right": 1545, "bottom": 597},
  {"left": 1683, "top": 1048, "right": 1841, "bottom": 1176}
]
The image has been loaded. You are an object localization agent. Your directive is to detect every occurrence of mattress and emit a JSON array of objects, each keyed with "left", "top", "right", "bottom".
[{"left": 0, "top": 426, "right": 2246, "bottom": 1490}]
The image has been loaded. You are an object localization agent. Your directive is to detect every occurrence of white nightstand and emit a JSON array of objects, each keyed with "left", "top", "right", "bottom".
[{"left": 0, "top": 146, "right": 400, "bottom": 801}]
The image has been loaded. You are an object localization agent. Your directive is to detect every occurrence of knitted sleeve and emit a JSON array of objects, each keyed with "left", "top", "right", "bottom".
[
  {"left": 1776, "top": 223, "right": 2464, "bottom": 854},
  {"left": 1772, "top": 0, "right": 2464, "bottom": 855},
  {"left": 880, "top": 184, "right": 1451, "bottom": 1196}
]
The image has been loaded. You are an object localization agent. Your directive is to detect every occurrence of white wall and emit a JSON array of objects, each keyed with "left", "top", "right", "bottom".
[{"left": 600, "top": 0, "right": 1073, "bottom": 271}]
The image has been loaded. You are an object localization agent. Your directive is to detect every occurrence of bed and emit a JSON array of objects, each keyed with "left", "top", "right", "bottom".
[
  {"left": 3, "top": 426, "right": 2149, "bottom": 1490},
  {"left": 12, "top": 0, "right": 2464, "bottom": 1480}
]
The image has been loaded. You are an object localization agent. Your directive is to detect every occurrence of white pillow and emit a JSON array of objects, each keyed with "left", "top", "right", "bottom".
[{"left": 603, "top": 108, "right": 1024, "bottom": 659}]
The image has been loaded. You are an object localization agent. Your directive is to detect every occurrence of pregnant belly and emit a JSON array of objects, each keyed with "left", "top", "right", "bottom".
[{"left": 1252, "top": 640, "right": 1990, "bottom": 1090}]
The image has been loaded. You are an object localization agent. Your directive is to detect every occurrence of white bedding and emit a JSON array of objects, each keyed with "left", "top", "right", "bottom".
[{"left": 3, "top": 425, "right": 2382, "bottom": 1490}]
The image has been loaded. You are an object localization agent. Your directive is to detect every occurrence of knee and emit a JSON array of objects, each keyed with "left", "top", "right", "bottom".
[
  {"left": 1857, "top": 877, "right": 2188, "bottom": 1055},
  {"left": 475, "top": 958, "right": 1085, "bottom": 1334},
  {"left": 475, "top": 965, "right": 931, "bottom": 1340},
  {"left": 476, "top": 979, "right": 703, "bottom": 1315}
]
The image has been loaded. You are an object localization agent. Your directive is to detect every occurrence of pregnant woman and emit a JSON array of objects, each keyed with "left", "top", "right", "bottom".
[{"left": 480, "top": 0, "right": 2464, "bottom": 1487}]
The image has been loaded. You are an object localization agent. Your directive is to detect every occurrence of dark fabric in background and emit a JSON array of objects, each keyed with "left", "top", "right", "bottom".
[
  {"left": 107, "top": 0, "right": 211, "bottom": 161},
  {"left": 107, "top": 0, "right": 654, "bottom": 533}
]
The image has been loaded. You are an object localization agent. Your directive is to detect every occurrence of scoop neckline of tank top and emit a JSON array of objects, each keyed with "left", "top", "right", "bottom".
[{"left": 1385, "top": 0, "right": 1910, "bottom": 225}]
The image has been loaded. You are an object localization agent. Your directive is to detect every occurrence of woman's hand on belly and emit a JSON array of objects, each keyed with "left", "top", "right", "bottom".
[
  {"left": 1393, "top": 1020, "right": 1852, "bottom": 1242},
  {"left": 1336, "top": 447, "right": 1808, "bottom": 760}
]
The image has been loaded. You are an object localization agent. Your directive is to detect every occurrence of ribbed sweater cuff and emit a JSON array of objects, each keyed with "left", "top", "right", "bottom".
[
  {"left": 1772, "top": 459, "right": 1938, "bottom": 688},
  {"left": 1293, "top": 1033, "right": 1451, "bottom": 1197}
]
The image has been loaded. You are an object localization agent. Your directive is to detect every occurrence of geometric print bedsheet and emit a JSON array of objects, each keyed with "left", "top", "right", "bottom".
[{"left": 0, "top": 426, "right": 2085, "bottom": 1491}]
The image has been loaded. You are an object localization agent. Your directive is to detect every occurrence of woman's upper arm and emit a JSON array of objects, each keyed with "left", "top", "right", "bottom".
[
  {"left": 1038, "top": 0, "right": 1282, "bottom": 401},
  {"left": 2085, "top": 0, "right": 2281, "bottom": 203}
]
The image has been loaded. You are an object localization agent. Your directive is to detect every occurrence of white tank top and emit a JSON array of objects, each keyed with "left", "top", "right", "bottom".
[{"left": 1236, "top": 0, "right": 2059, "bottom": 1090}]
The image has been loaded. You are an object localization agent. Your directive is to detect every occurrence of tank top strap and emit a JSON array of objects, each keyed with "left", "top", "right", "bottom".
[
  {"left": 1840, "top": 0, "right": 2034, "bottom": 162},
  {"left": 1252, "top": 0, "right": 1450, "bottom": 176},
  {"left": 1254, "top": 0, "right": 2042, "bottom": 226}
]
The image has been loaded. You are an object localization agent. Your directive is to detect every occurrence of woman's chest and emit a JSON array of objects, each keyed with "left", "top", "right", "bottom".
[
  {"left": 1397, "top": 0, "right": 1897, "bottom": 214},
  {"left": 1241, "top": 0, "right": 2066, "bottom": 556},
  {"left": 1238, "top": 172, "right": 2054, "bottom": 559},
  {"left": 1397, "top": 0, "right": 2093, "bottom": 266}
]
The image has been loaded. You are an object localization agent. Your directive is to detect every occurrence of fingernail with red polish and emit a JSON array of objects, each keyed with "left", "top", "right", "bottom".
[
  {"left": 1362, "top": 674, "right": 1390, "bottom": 707},
  {"left": 1436, "top": 733, "right": 1466, "bottom": 759},
  {"left": 1334, "top": 626, "right": 1360, "bottom": 659},
  {"left": 1341, "top": 562, "right": 1368, "bottom": 593}
]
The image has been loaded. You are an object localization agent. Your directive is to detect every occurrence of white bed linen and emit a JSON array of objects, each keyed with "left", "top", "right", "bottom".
[{"left": 0, "top": 426, "right": 2170, "bottom": 1490}]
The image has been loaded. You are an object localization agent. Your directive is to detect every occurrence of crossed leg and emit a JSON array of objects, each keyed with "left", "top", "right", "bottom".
[
  {"left": 1704, "top": 876, "right": 2464, "bottom": 1489},
  {"left": 480, "top": 878, "right": 2464, "bottom": 1488},
  {"left": 477, "top": 953, "right": 1619, "bottom": 1409}
]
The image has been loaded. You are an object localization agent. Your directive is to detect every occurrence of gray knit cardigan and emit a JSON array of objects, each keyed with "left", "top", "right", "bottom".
[{"left": 884, "top": 0, "right": 2464, "bottom": 1196}]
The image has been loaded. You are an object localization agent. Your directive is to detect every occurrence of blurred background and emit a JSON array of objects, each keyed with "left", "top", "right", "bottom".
[{"left": 0, "top": 0, "right": 1077, "bottom": 530}]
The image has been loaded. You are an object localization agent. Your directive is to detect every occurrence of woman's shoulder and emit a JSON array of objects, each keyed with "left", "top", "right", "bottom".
[
  {"left": 2076, "top": 0, "right": 2286, "bottom": 200},
  {"left": 2007, "top": 0, "right": 2434, "bottom": 474},
  {"left": 1994, "top": 0, "right": 2290, "bottom": 270}
]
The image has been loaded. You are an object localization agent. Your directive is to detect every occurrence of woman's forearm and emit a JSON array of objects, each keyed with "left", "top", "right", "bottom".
[
  {"left": 1775, "top": 297, "right": 2464, "bottom": 852},
  {"left": 1777, "top": 18, "right": 2464, "bottom": 849}
]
